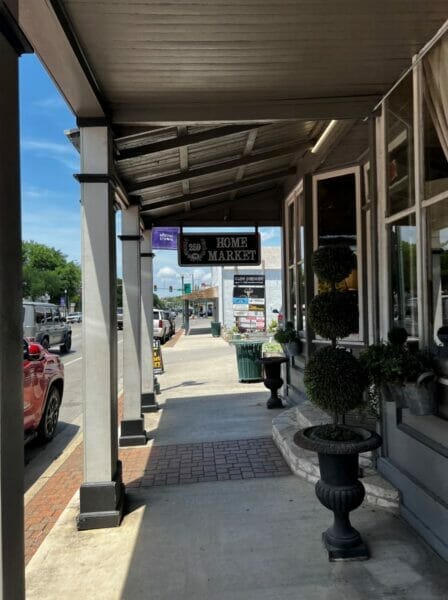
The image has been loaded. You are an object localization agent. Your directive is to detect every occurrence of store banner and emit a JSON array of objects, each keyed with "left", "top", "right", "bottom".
[
  {"left": 152, "top": 227, "right": 180, "bottom": 250},
  {"left": 179, "top": 233, "right": 260, "bottom": 266}
]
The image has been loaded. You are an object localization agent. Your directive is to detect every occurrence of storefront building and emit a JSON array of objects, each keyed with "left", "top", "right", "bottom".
[{"left": 281, "top": 31, "right": 448, "bottom": 559}]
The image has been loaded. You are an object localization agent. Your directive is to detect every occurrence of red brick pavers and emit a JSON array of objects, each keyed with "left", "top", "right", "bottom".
[
  {"left": 25, "top": 436, "right": 290, "bottom": 565},
  {"left": 121, "top": 437, "right": 292, "bottom": 488},
  {"left": 25, "top": 443, "right": 83, "bottom": 565}
]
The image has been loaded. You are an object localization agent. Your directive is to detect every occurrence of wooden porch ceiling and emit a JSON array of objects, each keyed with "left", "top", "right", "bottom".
[{"left": 20, "top": 1, "right": 448, "bottom": 226}]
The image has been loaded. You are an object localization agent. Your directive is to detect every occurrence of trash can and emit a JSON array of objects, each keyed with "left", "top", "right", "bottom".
[
  {"left": 233, "top": 341, "right": 263, "bottom": 382},
  {"left": 210, "top": 321, "right": 221, "bottom": 337}
]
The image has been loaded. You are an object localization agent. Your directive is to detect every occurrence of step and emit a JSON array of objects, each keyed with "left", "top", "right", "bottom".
[{"left": 272, "top": 406, "right": 400, "bottom": 510}]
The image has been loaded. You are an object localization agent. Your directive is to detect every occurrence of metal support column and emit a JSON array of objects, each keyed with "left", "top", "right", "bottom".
[
  {"left": 119, "top": 206, "right": 147, "bottom": 445},
  {"left": 141, "top": 230, "right": 159, "bottom": 412},
  {"left": 0, "top": 6, "right": 30, "bottom": 594},
  {"left": 77, "top": 125, "right": 124, "bottom": 529}
]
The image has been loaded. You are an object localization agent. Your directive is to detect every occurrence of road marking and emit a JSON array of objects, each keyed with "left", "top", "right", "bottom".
[
  {"left": 64, "top": 356, "right": 83, "bottom": 367},
  {"left": 63, "top": 338, "right": 123, "bottom": 367}
]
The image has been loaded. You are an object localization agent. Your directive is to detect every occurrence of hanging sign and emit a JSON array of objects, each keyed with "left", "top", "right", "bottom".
[
  {"left": 178, "top": 233, "right": 260, "bottom": 266},
  {"left": 153, "top": 339, "right": 164, "bottom": 374},
  {"left": 234, "top": 274, "right": 265, "bottom": 286},
  {"left": 152, "top": 227, "right": 179, "bottom": 250}
]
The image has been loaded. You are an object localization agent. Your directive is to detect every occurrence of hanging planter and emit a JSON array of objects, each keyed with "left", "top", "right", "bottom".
[{"left": 274, "top": 322, "right": 302, "bottom": 357}]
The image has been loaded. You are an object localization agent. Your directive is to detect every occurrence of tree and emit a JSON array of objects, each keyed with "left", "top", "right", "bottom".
[{"left": 22, "top": 241, "right": 81, "bottom": 307}]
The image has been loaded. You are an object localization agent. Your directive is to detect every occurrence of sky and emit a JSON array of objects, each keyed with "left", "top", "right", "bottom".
[{"left": 19, "top": 56, "right": 281, "bottom": 298}]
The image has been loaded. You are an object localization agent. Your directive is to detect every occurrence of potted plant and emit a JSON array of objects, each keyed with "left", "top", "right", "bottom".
[
  {"left": 360, "top": 327, "right": 437, "bottom": 415},
  {"left": 293, "top": 245, "right": 382, "bottom": 561},
  {"left": 274, "top": 321, "right": 302, "bottom": 356},
  {"left": 433, "top": 326, "right": 448, "bottom": 377}
]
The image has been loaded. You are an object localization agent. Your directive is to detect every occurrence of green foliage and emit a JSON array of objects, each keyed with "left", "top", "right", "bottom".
[
  {"left": 274, "top": 321, "right": 300, "bottom": 343},
  {"left": 267, "top": 319, "right": 278, "bottom": 333},
  {"left": 308, "top": 291, "right": 358, "bottom": 341},
  {"left": 311, "top": 245, "right": 356, "bottom": 286},
  {"left": 304, "top": 347, "right": 366, "bottom": 416},
  {"left": 22, "top": 241, "right": 81, "bottom": 307},
  {"left": 153, "top": 293, "right": 164, "bottom": 309},
  {"left": 387, "top": 327, "right": 408, "bottom": 346},
  {"left": 360, "top": 335, "right": 431, "bottom": 389}
]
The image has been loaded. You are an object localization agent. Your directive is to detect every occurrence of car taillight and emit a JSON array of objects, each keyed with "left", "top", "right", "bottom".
[{"left": 159, "top": 319, "right": 163, "bottom": 328}]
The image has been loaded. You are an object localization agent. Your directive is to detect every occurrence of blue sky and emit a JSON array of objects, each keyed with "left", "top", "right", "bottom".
[{"left": 20, "top": 55, "right": 281, "bottom": 297}]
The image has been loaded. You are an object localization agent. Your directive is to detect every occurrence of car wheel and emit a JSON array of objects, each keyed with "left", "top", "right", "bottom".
[
  {"left": 41, "top": 337, "right": 50, "bottom": 350},
  {"left": 37, "top": 385, "right": 61, "bottom": 443},
  {"left": 60, "top": 333, "right": 72, "bottom": 353}
]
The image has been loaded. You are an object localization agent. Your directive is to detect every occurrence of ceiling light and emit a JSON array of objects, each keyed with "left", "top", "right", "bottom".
[{"left": 311, "top": 120, "right": 338, "bottom": 154}]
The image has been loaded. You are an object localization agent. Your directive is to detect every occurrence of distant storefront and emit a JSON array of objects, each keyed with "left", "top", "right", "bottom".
[{"left": 211, "top": 247, "right": 282, "bottom": 331}]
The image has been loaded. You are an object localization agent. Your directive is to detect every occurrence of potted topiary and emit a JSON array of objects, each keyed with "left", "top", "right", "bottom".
[
  {"left": 293, "top": 245, "right": 382, "bottom": 561},
  {"left": 274, "top": 321, "right": 302, "bottom": 356}
]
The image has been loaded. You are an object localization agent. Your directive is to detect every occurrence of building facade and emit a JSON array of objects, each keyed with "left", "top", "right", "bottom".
[{"left": 281, "top": 32, "right": 448, "bottom": 560}]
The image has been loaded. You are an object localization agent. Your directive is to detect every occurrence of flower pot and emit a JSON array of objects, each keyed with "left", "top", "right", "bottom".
[
  {"left": 282, "top": 340, "right": 302, "bottom": 357},
  {"left": 381, "top": 383, "right": 408, "bottom": 408},
  {"left": 294, "top": 426, "right": 382, "bottom": 561},
  {"left": 402, "top": 373, "right": 437, "bottom": 416},
  {"left": 258, "top": 356, "right": 288, "bottom": 409},
  {"left": 433, "top": 356, "right": 448, "bottom": 378}
]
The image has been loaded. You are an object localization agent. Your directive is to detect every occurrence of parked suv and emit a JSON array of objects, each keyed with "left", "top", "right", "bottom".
[
  {"left": 23, "top": 339, "right": 64, "bottom": 443},
  {"left": 23, "top": 302, "right": 72, "bottom": 353},
  {"left": 164, "top": 310, "right": 176, "bottom": 337},
  {"left": 153, "top": 309, "right": 170, "bottom": 342}
]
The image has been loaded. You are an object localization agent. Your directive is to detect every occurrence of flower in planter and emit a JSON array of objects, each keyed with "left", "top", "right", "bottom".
[
  {"left": 360, "top": 328, "right": 436, "bottom": 415},
  {"left": 273, "top": 321, "right": 302, "bottom": 355}
]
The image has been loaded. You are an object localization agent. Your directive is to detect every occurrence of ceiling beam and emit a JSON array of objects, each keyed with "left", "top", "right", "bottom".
[
  {"left": 128, "top": 142, "right": 309, "bottom": 193},
  {"left": 140, "top": 168, "right": 295, "bottom": 212},
  {"left": 19, "top": 0, "right": 106, "bottom": 118},
  {"left": 115, "top": 124, "right": 267, "bottom": 161},
  {"left": 113, "top": 95, "right": 380, "bottom": 125},
  {"left": 146, "top": 189, "right": 282, "bottom": 228}
]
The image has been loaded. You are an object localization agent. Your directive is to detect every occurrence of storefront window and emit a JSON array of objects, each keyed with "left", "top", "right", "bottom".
[
  {"left": 287, "top": 200, "right": 297, "bottom": 326},
  {"left": 386, "top": 75, "right": 414, "bottom": 215},
  {"left": 316, "top": 173, "right": 359, "bottom": 334},
  {"left": 423, "top": 97, "right": 448, "bottom": 201},
  {"left": 428, "top": 201, "right": 448, "bottom": 343},
  {"left": 389, "top": 214, "right": 418, "bottom": 337}
]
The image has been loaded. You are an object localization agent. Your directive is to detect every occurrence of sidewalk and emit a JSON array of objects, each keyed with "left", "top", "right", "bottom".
[{"left": 25, "top": 331, "right": 448, "bottom": 599}]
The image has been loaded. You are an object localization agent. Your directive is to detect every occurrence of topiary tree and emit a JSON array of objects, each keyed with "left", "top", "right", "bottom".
[{"left": 305, "top": 245, "right": 365, "bottom": 428}]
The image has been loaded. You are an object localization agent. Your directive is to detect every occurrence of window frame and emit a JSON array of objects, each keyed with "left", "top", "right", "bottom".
[{"left": 312, "top": 166, "right": 364, "bottom": 342}]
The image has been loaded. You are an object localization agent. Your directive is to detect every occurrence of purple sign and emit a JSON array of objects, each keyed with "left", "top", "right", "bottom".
[{"left": 152, "top": 227, "right": 179, "bottom": 250}]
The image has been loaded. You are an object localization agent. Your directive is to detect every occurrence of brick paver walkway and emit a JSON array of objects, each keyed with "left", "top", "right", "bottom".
[
  {"left": 122, "top": 437, "right": 291, "bottom": 487},
  {"left": 25, "top": 436, "right": 290, "bottom": 564}
]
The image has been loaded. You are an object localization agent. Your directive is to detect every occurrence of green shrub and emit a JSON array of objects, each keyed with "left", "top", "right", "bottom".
[
  {"left": 304, "top": 347, "right": 366, "bottom": 416},
  {"left": 274, "top": 321, "right": 300, "bottom": 343},
  {"left": 311, "top": 245, "right": 356, "bottom": 286},
  {"left": 387, "top": 327, "right": 408, "bottom": 346},
  {"left": 308, "top": 290, "right": 358, "bottom": 340}
]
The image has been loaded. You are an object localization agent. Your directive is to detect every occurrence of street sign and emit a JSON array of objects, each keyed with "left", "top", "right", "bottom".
[
  {"left": 153, "top": 339, "right": 164, "bottom": 374},
  {"left": 183, "top": 283, "right": 192, "bottom": 294}
]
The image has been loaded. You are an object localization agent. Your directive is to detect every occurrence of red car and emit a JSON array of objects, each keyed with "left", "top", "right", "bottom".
[{"left": 23, "top": 339, "right": 64, "bottom": 444}]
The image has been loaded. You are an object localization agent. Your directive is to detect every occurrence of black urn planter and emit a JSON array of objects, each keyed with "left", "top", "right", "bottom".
[
  {"left": 294, "top": 426, "right": 382, "bottom": 561},
  {"left": 258, "top": 356, "right": 288, "bottom": 409}
]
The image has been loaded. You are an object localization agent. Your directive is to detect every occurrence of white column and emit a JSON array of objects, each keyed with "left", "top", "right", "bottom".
[
  {"left": 78, "top": 125, "right": 123, "bottom": 529},
  {"left": 141, "top": 230, "right": 159, "bottom": 411},
  {"left": 0, "top": 28, "right": 25, "bottom": 599},
  {"left": 119, "top": 206, "right": 147, "bottom": 445}
]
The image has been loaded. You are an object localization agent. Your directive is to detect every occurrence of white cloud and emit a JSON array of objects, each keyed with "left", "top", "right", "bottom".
[
  {"left": 33, "top": 96, "right": 66, "bottom": 110},
  {"left": 260, "top": 228, "right": 277, "bottom": 242},
  {"left": 201, "top": 272, "right": 212, "bottom": 283},
  {"left": 22, "top": 138, "right": 79, "bottom": 171},
  {"left": 157, "top": 266, "right": 177, "bottom": 279}
]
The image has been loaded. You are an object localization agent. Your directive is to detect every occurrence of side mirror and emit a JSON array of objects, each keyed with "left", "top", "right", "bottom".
[{"left": 28, "top": 343, "right": 44, "bottom": 361}]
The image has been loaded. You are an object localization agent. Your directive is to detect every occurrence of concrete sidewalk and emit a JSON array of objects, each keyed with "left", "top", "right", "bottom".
[{"left": 26, "top": 332, "right": 448, "bottom": 599}]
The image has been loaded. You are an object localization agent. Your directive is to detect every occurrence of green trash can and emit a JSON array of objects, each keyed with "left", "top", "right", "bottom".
[
  {"left": 211, "top": 321, "right": 221, "bottom": 337},
  {"left": 234, "top": 341, "right": 263, "bottom": 382}
]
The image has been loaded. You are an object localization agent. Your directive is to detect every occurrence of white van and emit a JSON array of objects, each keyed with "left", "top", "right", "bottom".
[{"left": 23, "top": 302, "right": 72, "bottom": 353}]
